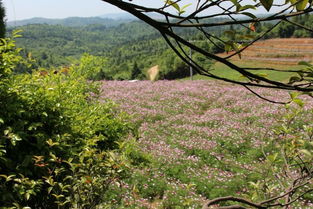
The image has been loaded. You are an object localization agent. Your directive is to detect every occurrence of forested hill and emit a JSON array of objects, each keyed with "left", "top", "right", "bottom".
[
  {"left": 7, "top": 14, "right": 313, "bottom": 80},
  {"left": 7, "top": 18, "right": 202, "bottom": 80},
  {"left": 8, "top": 20, "right": 162, "bottom": 67}
]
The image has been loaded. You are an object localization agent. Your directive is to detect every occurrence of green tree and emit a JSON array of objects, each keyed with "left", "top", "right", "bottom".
[
  {"left": 0, "top": 35, "right": 135, "bottom": 208},
  {"left": 130, "top": 61, "right": 141, "bottom": 80},
  {"left": 277, "top": 22, "right": 295, "bottom": 38}
]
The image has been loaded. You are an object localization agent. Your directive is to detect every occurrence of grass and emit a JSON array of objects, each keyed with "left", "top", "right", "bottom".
[{"left": 187, "top": 60, "right": 301, "bottom": 82}]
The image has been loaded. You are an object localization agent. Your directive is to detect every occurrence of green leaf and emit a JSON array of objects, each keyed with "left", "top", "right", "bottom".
[
  {"left": 239, "top": 5, "right": 256, "bottom": 11},
  {"left": 267, "top": 153, "right": 278, "bottom": 163},
  {"left": 230, "top": 0, "right": 241, "bottom": 11},
  {"left": 47, "top": 186, "right": 53, "bottom": 194},
  {"left": 241, "top": 12, "right": 257, "bottom": 19},
  {"left": 260, "top": 0, "right": 273, "bottom": 11},
  {"left": 46, "top": 139, "right": 59, "bottom": 147},
  {"left": 166, "top": 0, "right": 180, "bottom": 11},
  {"left": 178, "top": 3, "right": 192, "bottom": 15},
  {"left": 293, "top": 98, "right": 304, "bottom": 107},
  {"left": 181, "top": 3, "right": 192, "bottom": 11},
  {"left": 52, "top": 194, "right": 64, "bottom": 199},
  {"left": 0, "top": 118, "right": 4, "bottom": 124},
  {"left": 296, "top": 0, "right": 309, "bottom": 10},
  {"left": 5, "top": 175, "right": 15, "bottom": 182},
  {"left": 25, "top": 192, "right": 30, "bottom": 200},
  {"left": 289, "top": 91, "right": 300, "bottom": 100},
  {"left": 290, "top": 0, "right": 309, "bottom": 10},
  {"left": 224, "top": 43, "right": 233, "bottom": 52},
  {"left": 4, "top": 129, "right": 10, "bottom": 136}
]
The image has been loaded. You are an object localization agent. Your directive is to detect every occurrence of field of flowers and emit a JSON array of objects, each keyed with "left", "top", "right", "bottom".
[{"left": 100, "top": 80, "right": 313, "bottom": 208}]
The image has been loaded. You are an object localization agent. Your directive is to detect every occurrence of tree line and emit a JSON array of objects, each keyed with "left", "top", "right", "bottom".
[{"left": 7, "top": 14, "right": 313, "bottom": 80}]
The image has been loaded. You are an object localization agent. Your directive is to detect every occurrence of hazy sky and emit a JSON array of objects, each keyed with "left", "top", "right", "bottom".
[
  {"left": 2, "top": 0, "right": 281, "bottom": 22},
  {"left": 2, "top": 0, "right": 126, "bottom": 21}
]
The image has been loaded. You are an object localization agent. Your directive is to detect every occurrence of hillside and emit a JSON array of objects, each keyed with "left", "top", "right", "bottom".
[
  {"left": 7, "top": 18, "right": 201, "bottom": 80},
  {"left": 7, "top": 14, "right": 313, "bottom": 80},
  {"left": 222, "top": 38, "right": 313, "bottom": 65},
  {"left": 7, "top": 21, "right": 166, "bottom": 71}
]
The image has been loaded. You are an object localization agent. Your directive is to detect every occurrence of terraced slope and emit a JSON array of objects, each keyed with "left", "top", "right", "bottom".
[{"left": 224, "top": 38, "right": 313, "bottom": 65}]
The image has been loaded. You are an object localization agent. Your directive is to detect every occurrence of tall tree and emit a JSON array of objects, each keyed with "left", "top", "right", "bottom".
[
  {"left": 0, "top": 0, "right": 5, "bottom": 38},
  {"left": 131, "top": 61, "right": 141, "bottom": 80}
]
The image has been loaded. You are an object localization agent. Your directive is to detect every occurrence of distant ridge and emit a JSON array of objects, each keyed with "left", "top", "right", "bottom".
[
  {"left": 99, "top": 12, "right": 137, "bottom": 20},
  {"left": 7, "top": 12, "right": 164, "bottom": 27},
  {"left": 100, "top": 12, "right": 164, "bottom": 20},
  {"left": 7, "top": 16, "right": 135, "bottom": 27}
]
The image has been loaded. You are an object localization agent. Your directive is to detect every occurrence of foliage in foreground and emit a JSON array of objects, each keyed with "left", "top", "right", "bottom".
[{"left": 0, "top": 36, "right": 137, "bottom": 208}]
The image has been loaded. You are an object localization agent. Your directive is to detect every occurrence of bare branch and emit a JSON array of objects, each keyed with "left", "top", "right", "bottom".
[
  {"left": 202, "top": 196, "right": 267, "bottom": 209},
  {"left": 284, "top": 18, "right": 313, "bottom": 33},
  {"left": 243, "top": 85, "right": 290, "bottom": 104}
]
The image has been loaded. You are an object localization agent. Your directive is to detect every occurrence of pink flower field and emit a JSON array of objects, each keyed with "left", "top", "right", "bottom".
[{"left": 100, "top": 80, "right": 313, "bottom": 208}]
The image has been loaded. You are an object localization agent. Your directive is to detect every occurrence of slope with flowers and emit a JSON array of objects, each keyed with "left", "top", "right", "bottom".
[{"left": 100, "top": 80, "right": 313, "bottom": 208}]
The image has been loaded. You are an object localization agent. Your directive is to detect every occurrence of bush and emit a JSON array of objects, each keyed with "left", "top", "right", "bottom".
[
  {"left": 76, "top": 53, "right": 110, "bottom": 80},
  {"left": 0, "top": 35, "right": 135, "bottom": 208}
]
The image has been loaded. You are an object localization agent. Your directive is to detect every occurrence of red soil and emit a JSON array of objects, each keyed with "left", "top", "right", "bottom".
[{"left": 218, "top": 38, "right": 313, "bottom": 65}]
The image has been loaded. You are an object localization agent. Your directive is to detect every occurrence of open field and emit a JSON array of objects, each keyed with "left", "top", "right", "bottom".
[
  {"left": 187, "top": 60, "right": 301, "bottom": 82},
  {"left": 191, "top": 38, "right": 313, "bottom": 81},
  {"left": 100, "top": 80, "right": 313, "bottom": 208},
  {"left": 221, "top": 38, "right": 313, "bottom": 65}
]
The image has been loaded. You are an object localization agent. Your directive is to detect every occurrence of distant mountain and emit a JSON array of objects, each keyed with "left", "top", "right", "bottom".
[
  {"left": 99, "top": 12, "right": 137, "bottom": 20},
  {"left": 100, "top": 12, "right": 164, "bottom": 20},
  {"left": 7, "top": 16, "right": 133, "bottom": 27}
]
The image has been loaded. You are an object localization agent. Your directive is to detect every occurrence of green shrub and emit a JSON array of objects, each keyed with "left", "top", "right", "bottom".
[
  {"left": 76, "top": 53, "right": 110, "bottom": 80},
  {"left": 0, "top": 35, "right": 135, "bottom": 208}
]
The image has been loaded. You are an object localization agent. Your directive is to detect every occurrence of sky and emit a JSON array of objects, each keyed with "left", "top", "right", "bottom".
[
  {"left": 2, "top": 0, "right": 126, "bottom": 21},
  {"left": 2, "top": 0, "right": 284, "bottom": 22},
  {"left": 1, "top": 0, "right": 227, "bottom": 22}
]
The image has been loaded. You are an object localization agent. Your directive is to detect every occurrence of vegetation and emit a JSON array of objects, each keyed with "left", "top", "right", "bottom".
[
  {"left": 8, "top": 13, "right": 313, "bottom": 81},
  {"left": 1, "top": 0, "right": 313, "bottom": 207},
  {"left": 102, "top": 0, "right": 313, "bottom": 94},
  {"left": 100, "top": 80, "right": 313, "bottom": 208},
  {"left": 0, "top": 34, "right": 140, "bottom": 208}
]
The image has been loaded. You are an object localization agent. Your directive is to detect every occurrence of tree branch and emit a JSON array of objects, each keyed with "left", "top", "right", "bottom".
[{"left": 202, "top": 196, "right": 267, "bottom": 209}]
